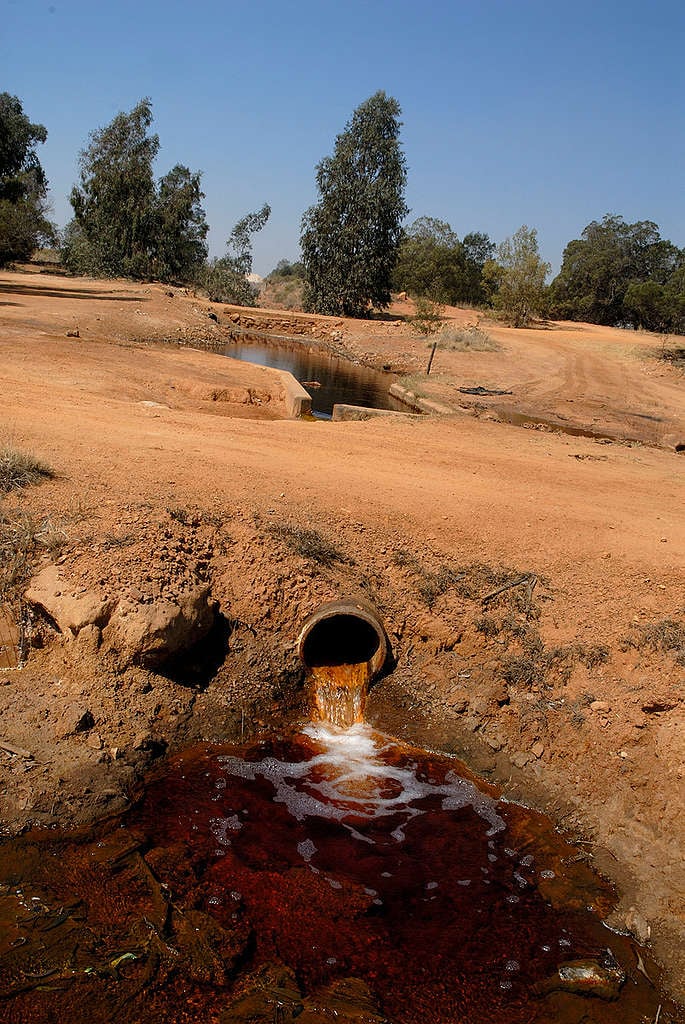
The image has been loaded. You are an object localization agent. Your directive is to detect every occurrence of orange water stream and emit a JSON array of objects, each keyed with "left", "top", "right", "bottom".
[{"left": 309, "top": 661, "right": 371, "bottom": 728}]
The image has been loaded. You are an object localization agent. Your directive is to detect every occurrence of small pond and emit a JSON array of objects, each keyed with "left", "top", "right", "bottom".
[{"left": 223, "top": 340, "right": 407, "bottom": 419}]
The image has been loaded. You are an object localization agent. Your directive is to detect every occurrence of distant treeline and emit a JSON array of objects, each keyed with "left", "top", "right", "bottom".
[
  {"left": 1, "top": 91, "right": 683, "bottom": 332},
  {"left": 390, "top": 213, "right": 685, "bottom": 333}
]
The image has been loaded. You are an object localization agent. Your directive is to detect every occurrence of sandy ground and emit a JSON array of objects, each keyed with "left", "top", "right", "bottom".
[{"left": 0, "top": 268, "right": 683, "bottom": 1003}]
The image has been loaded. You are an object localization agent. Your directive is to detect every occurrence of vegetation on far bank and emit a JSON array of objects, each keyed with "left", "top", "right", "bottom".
[{"left": 1, "top": 90, "right": 684, "bottom": 333}]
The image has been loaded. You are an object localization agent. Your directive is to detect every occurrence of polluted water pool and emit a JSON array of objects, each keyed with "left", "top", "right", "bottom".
[
  {"left": 224, "top": 339, "right": 407, "bottom": 418},
  {"left": 0, "top": 723, "right": 677, "bottom": 1024}
]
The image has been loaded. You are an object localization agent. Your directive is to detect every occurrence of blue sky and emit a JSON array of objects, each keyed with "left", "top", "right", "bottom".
[{"left": 3, "top": 0, "right": 684, "bottom": 276}]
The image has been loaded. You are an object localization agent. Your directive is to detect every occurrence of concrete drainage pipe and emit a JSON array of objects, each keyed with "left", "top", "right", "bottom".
[{"left": 297, "top": 599, "right": 388, "bottom": 678}]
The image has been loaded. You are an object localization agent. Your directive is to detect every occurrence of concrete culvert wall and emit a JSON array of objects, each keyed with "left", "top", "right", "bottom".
[{"left": 298, "top": 600, "right": 388, "bottom": 677}]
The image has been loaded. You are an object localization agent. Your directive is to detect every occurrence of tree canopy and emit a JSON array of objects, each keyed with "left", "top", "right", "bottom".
[
  {"left": 0, "top": 93, "right": 54, "bottom": 265},
  {"left": 301, "top": 91, "right": 408, "bottom": 317},
  {"left": 393, "top": 217, "right": 494, "bottom": 305},
  {"left": 394, "top": 217, "right": 463, "bottom": 302},
  {"left": 64, "top": 98, "right": 208, "bottom": 281},
  {"left": 198, "top": 203, "right": 271, "bottom": 305},
  {"left": 495, "top": 225, "right": 550, "bottom": 327},
  {"left": 550, "top": 214, "right": 684, "bottom": 330},
  {"left": 154, "top": 164, "right": 209, "bottom": 281}
]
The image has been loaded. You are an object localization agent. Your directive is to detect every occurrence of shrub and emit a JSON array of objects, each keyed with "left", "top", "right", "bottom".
[{"left": 197, "top": 258, "right": 258, "bottom": 306}]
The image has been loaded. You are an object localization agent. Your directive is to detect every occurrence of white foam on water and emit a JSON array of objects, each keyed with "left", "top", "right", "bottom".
[
  {"left": 217, "top": 756, "right": 257, "bottom": 780},
  {"left": 215, "top": 723, "right": 506, "bottom": 844},
  {"left": 297, "top": 838, "right": 317, "bottom": 862},
  {"left": 210, "top": 814, "right": 243, "bottom": 847}
]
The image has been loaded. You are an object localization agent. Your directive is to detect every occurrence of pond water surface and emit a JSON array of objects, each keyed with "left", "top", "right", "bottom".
[{"left": 224, "top": 340, "right": 407, "bottom": 418}]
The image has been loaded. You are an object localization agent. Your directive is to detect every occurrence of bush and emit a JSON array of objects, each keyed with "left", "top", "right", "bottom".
[{"left": 197, "top": 258, "right": 258, "bottom": 306}]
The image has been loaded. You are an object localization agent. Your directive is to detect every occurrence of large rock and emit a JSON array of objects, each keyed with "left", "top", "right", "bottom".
[
  {"left": 221, "top": 963, "right": 304, "bottom": 1023},
  {"left": 25, "top": 565, "right": 114, "bottom": 636},
  {"left": 102, "top": 585, "right": 216, "bottom": 669},
  {"left": 535, "top": 953, "right": 626, "bottom": 1000},
  {"left": 299, "top": 977, "right": 392, "bottom": 1023}
]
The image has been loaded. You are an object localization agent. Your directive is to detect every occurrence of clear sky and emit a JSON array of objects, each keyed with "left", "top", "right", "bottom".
[{"left": 3, "top": 0, "right": 684, "bottom": 277}]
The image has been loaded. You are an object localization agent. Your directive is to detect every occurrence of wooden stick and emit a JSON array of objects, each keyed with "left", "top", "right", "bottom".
[
  {"left": 481, "top": 574, "right": 537, "bottom": 605},
  {"left": 0, "top": 740, "right": 33, "bottom": 759},
  {"left": 426, "top": 340, "right": 438, "bottom": 375}
]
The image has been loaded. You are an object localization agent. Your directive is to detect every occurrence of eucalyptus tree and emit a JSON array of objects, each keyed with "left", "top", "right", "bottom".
[
  {"left": 301, "top": 91, "right": 408, "bottom": 317},
  {"left": 65, "top": 98, "right": 208, "bottom": 281},
  {"left": 198, "top": 203, "right": 271, "bottom": 305},
  {"left": 496, "top": 225, "right": 550, "bottom": 327},
  {"left": 0, "top": 93, "right": 54, "bottom": 265},
  {"left": 393, "top": 218, "right": 495, "bottom": 306},
  {"left": 551, "top": 215, "right": 683, "bottom": 327}
]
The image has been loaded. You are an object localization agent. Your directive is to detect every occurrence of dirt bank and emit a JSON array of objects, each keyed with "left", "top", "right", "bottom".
[{"left": 0, "top": 269, "right": 683, "bottom": 1004}]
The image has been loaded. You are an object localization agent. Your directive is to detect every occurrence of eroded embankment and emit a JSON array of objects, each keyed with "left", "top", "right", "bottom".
[{"left": 0, "top": 502, "right": 683, "bottom": 1004}]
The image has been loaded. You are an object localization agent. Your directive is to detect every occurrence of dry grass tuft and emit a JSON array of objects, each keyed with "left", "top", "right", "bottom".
[
  {"left": 268, "top": 523, "right": 350, "bottom": 567},
  {"left": 499, "top": 633, "right": 609, "bottom": 689},
  {"left": 0, "top": 446, "right": 54, "bottom": 494},
  {"left": 436, "top": 323, "right": 500, "bottom": 353},
  {"left": 627, "top": 618, "right": 685, "bottom": 666},
  {"left": 0, "top": 512, "right": 66, "bottom": 601},
  {"left": 391, "top": 548, "right": 465, "bottom": 608},
  {"left": 658, "top": 346, "right": 685, "bottom": 369}
]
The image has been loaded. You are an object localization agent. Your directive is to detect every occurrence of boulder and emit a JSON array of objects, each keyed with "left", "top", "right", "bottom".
[
  {"left": 102, "top": 585, "right": 216, "bottom": 669},
  {"left": 25, "top": 565, "right": 114, "bottom": 636},
  {"left": 535, "top": 953, "right": 626, "bottom": 1000},
  {"left": 53, "top": 702, "right": 95, "bottom": 738}
]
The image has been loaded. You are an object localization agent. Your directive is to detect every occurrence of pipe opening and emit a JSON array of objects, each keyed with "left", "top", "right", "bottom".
[
  {"left": 301, "top": 613, "right": 381, "bottom": 668},
  {"left": 298, "top": 601, "right": 389, "bottom": 727}
]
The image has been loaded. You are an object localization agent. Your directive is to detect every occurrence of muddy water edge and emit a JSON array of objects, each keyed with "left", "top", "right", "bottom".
[{"left": 0, "top": 720, "right": 678, "bottom": 1024}]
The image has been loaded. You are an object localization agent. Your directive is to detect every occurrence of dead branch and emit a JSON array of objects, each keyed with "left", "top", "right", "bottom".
[
  {"left": 0, "top": 740, "right": 33, "bottom": 759},
  {"left": 481, "top": 574, "right": 537, "bottom": 607}
]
